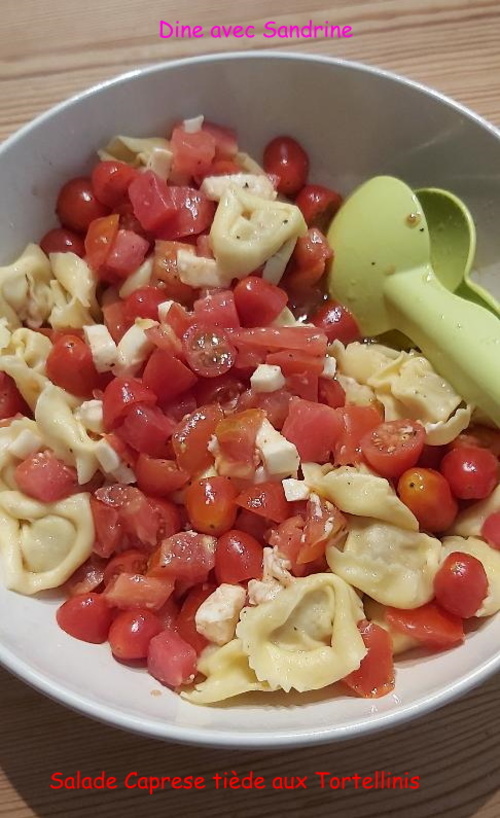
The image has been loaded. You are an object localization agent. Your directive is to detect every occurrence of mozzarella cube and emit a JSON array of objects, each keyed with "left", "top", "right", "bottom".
[
  {"left": 113, "top": 319, "right": 157, "bottom": 376},
  {"left": 158, "top": 300, "right": 175, "bottom": 323},
  {"left": 262, "top": 546, "right": 293, "bottom": 584},
  {"left": 200, "top": 173, "right": 277, "bottom": 202},
  {"left": 250, "top": 364, "right": 285, "bottom": 393},
  {"left": 8, "top": 428, "right": 43, "bottom": 459},
  {"left": 75, "top": 399, "right": 104, "bottom": 435},
  {"left": 282, "top": 477, "right": 310, "bottom": 502},
  {"left": 247, "top": 578, "right": 283, "bottom": 606},
  {"left": 83, "top": 324, "right": 117, "bottom": 372},
  {"left": 94, "top": 439, "right": 136, "bottom": 484},
  {"left": 262, "top": 237, "right": 296, "bottom": 285},
  {"left": 195, "top": 584, "right": 247, "bottom": 646},
  {"left": 255, "top": 418, "right": 299, "bottom": 478},
  {"left": 118, "top": 257, "right": 153, "bottom": 299},
  {"left": 183, "top": 114, "right": 204, "bottom": 133},
  {"left": 176, "top": 249, "right": 232, "bottom": 288},
  {"left": 321, "top": 355, "right": 337, "bottom": 379}
]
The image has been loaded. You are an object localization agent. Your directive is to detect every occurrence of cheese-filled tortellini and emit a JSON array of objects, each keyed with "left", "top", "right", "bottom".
[
  {"left": 331, "top": 340, "right": 400, "bottom": 384},
  {"left": 236, "top": 573, "right": 366, "bottom": 693},
  {"left": 441, "top": 536, "right": 500, "bottom": 616},
  {"left": 327, "top": 518, "right": 441, "bottom": 608},
  {"left": 363, "top": 597, "right": 419, "bottom": 655},
  {"left": 34, "top": 385, "right": 100, "bottom": 484},
  {"left": 210, "top": 188, "right": 307, "bottom": 278},
  {"left": 0, "top": 490, "right": 94, "bottom": 594},
  {"left": 0, "top": 325, "right": 52, "bottom": 409},
  {"left": 303, "top": 463, "right": 418, "bottom": 531},
  {"left": 0, "top": 244, "right": 53, "bottom": 328},
  {"left": 181, "top": 639, "right": 275, "bottom": 705},
  {"left": 48, "top": 252, "right": 100, "bottom": 330},
  {"left": 449, "top": 485, "right": 500, "bottom": 538},
  {"left": 99, "top": 135, "right": 172, "bottom": 177},
  {"left": 0, "top": 416, "right": 44, "bottom": 490}
]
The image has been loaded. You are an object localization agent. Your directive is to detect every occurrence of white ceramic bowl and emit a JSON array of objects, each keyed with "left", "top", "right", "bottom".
[{"left": 1, "top": 52, "right": 500, "bottom": 749}]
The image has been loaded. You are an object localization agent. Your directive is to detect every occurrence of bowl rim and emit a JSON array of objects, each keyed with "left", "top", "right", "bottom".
[{"left": 1, "top": 49, "right": 500, "bottom": 749}]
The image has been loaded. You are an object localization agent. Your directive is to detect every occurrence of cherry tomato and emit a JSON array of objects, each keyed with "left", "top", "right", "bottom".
[
  {"left": 386, "top": 601, "right": 464, "bottom": 648},
  {"left": 135, "top": 454, "right": 189, "bottom": 496},
  {"left": 482, "top": 512, "right": 500, "bottom": 549},
  {"left": 65, "top": 555, "right": 106, "bottom": 597},
  {"left": 361, "top": 420, "right": 426, "bottom": 480},
  {"left": 233, "top": 277, "right": 288, "bottom": 327},
  {"left": 84, "top": 214, "right": 120, "bottom": 273},
  {"left": 56, "top": 593, "right": 113, "bottom": 644},
  {"left": 440, "top": 445, "right": 498, "bottom": 500},
  {"left": 176, "top": 583, "right": 215, "bottom": 653},
  {"left": 40, "top": 227, "right": 85, "bottom": 257},
  {"left": 235, "top": 481, "right": 291, "bottom": 524},
  {"left": 215, "top": 529, "right": 263, "bottom": 584},
  {"left": 56, "top": 177, "right": 110, "bottom": 233},
  {"left": 91, "top": 161, "right": 137, "bottom": 208},
  {"left": 397, "top": 468, "right": 458, "bottom": 532},
  {"left": 285, "top": 228, "right": 333, "bottom": 289},
  {"left": 311, "top": 299, "right": 361, "bottom": 344},
  {"left": 342, "top": 621, "right": 395, "bottom": 699},
  {"left": 46, "top": 334, "right": 103, "bottom": 398},
  {"left": 102, "top": 377, "right": 157, "bottom": 432},
  {"left": 148, "top": 531, "right": 216, "bottom": 583},
  {"left": 115, "top": 403, "right": 176, "bottom": 458},
  {"left": 318, "top": 377, "right": 346, "bottom": 409},
  {"left": 172, "top": 404, "right": 224, "bottom": 475},
  {"left": 0, "top": 372, "right": 30, "bottom": 419},
  {"left": 183, "top": 323, "right": 236, "bottom": 378},
  {"left": 194, "top": 373, "right": 246, "bottom": 410},
  {"left": 213, "top": 409, "right": 265, "bottom": 479},
  {"left": 123, "top": 286, "right": 167, "bottom": 322},
  {"left": 14, "top": 451, "right": 78, "bottom": 502},
  {"left": 263, "top": 136, "right": 309, "bottom": 196},
  {"left": 434, "top": 552, "right": 488, "bottom": 618},
  {"left": 103, "top": 549, "right": 148, "bottom": 586},
  {"left": 185, "top": 476, "right": 238, "bottom": 536},
  {"left": 294, "top": 184, "right": 343, "bottom": 229},
  {"left": 108, "top": 609, "right": 163, "bottom": 660},
  {"left": 142, "top": 348, "right": 197, "bottom": 404}
]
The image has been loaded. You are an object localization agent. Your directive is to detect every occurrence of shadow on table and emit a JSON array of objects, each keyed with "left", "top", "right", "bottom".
[{"left": 1, "top": 664, "right": 499, "bottom": 818}]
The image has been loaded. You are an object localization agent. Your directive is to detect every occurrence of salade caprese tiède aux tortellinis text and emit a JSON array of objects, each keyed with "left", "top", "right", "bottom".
[{"left": 0, "top": 115, "right": 499, "bottom": 705}]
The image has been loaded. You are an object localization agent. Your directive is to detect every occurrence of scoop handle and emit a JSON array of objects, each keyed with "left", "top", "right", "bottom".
[{"left": 384, "top": 268, "right": 500, "bottom": 426}]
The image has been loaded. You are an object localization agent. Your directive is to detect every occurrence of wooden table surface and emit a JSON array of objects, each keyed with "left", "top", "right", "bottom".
[{"left": 2, "top": 1, "right": 500, "bottom": 816}]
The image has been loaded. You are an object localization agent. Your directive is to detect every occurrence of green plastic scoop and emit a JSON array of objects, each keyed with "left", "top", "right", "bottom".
[
  {"left": 327, "top": 175, "right": 500, "bottom": 426},
  {"left": 415, "top": 187, "right": 499, "bottom": 315}
]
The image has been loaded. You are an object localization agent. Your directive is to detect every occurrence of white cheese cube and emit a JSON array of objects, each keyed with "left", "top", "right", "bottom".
[
  {"left": 95, "top": 439, "right": 122, "bottom": 473},
  {"left": 183, "top": 114, "right": 204, "bottom": 133},
  {"left": 113, "top": 318, "right": 157, "bottom": 376},
  {"left": 83, "top": 324, "right": 117, "bottom": 372},
  {"left": 176, "top": 249, "right": 232, "bottom": 288},
  {"left": 111, "top": 463, "right": 137, "bottom": 484},
  {"left": 195, "top": 584, "right": 246, "bottom": 646},
  {"left": 282, "top": 477, "right": 310, "bottom": 502},
  {"left": 262, "top": 236, "right": 296, "bottom": 284},
  {"left": 247, "top": 578, "right": 283, "bottom": 606},
  {"left": 321, "top": 355, "right": 337, "bottom": 379},
  {"left": 250, "top": 364, "right": 285, "bottom": 393},
  {"left": 158, "top": 300, "right": 175, "bottom": 323},
  {"left": 118, "top": 257, "right": 153, "bottom": 298},
  {"left": 8, "top": 429, "right": 43, "bottom": 459},
  {"left": 255, "top": 418, "right": 299, "bottom": 478},
  {"left": 200, "top": 173, "right": 277, "bottom": 202},
  {"left": 75, "top": 399, "right": 104, "bottom": 435}
]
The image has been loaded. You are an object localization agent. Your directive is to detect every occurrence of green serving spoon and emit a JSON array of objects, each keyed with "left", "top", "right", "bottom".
[
  {"left": 326, "top": 175, "right": 500, "bottom": 426},
  {"left": 415, "top": 187, "right": 499, "bottom": 315}
]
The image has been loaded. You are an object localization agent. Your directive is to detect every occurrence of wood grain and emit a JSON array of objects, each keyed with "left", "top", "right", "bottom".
[{"left": 2, "top": 1, "right": 500, "bottom": 816}]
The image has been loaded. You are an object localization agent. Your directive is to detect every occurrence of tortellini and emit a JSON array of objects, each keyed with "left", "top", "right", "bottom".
[
  {"left": 236, "top": 573, "right": 366, "bottom": 692},
  {"left": 327, "top": 518, "right": 441, "bottom": 608},
  {"left": 0, "top": 490, "right": 94, "bottom": 594},
  {"left": 363, "top": 597, "right": 418, "bottom": 655},
  {"left": 303, "top": 462, "right": 418, "bottom": 531},
  {"left": 441, "top": 536, "right": 500, "bottom": 616},
  {"left": 0, "top": 325, "right": 52, "bottom": 409},
  {"left": 99, "top": 135, "right": 173, "bottom": 179},
  {"left": 210, "top": 188, "right": 307, "bottom": 278},
  {"left": 48, "top": 252, "right": 100, "bottom": 329},
  {"left": 34, "top": 385, "right": 100, "bottom": 484},
  {"left": 181, "top": 640, "right": 275, "bottom": 705},
  {"left": 0, "top": 416, "right": 43, "bottom": 490},
  {"left": 449, "top": 485, "right": 500, "bottom": 538},
  {"left": 0, "top": 244, "right": 53, "bottom": 329}
]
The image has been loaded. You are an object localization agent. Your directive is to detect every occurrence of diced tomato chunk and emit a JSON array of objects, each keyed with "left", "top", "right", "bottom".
[
  {"left": 266, "top": 349, "right": 324, "bottom": 376},
  {"left": 142, "top": 348, "right": 198, "bottom": 404},
  {"left": 202, "top": 121, "right": 238, "bottom": 158},
  {"left": 102, "top": 377, "right": 158, "bottom": 431},
  {"left": 102, "top": 296, "right": 131, "bottom": 343},
  {"left": 103, "top": 549, "right": 148, "bottom": 586},
  {"left": 237, "top": 388, "right": 292, "bottom": 431},
  {"left": 115, "top": 403, "right": 176, "bottom": 458},
  {"left": 176, "top": 582, "right": 216, "bottom": 653},
  {"left": 343, "top": 621, "right": 395, "bottom": 698},
  {"left": 129, "top": 171, "right": 177, "bottom": 233},
  {"left": 285, "top": 370, "right": 319, "bottom": 402},
  {"left": 101, "top": 229, "right": 149, "bottom": 281},
  {"left": 84, "top": 214, "right": 120, "bottom": 273},
  {"left": 123, "top": 286, "right": 167, "bottom": 322},
  {"left": 0, "top": 372, "right": 30, "bottom": 420},
  {"left": 147, "top": 628, "right": 197, "bottom": 687},
  {"left": 104, "top": 572, "right": 174, "bottom": 611},
  {"left": 193, "top": 290, "right": 241, "bottom": 328},
  {"left": 335, "top": 404, "right": 383, "bottom": 466},
  {"left": 14, "top": 451, "right": 78, "bottom": 502},
  {"left": 213, "top": 409, "right": 265, "bottom": 479},
  {"left": 135, "top": 454, "right": 189, "bottom": 496},
  {"left": 172, "top": 404, "right": 224, "bottom": 474},
  {"left": 234, "top": 277, "right": 288, "bottom": 327},
  {"left": 282, "top": 397, "right": 341, "bottom": 463},
  {"left": 228, "top": 326, "right": 328, "bottom": 357},
  {"left": 170, "top": 125, "right": 216, "bottom": 177},
  {"left": 155, "top": 187, "right": 216, "bottom": 241},
  {"left": 318, "top": 377, "right": 346, "bottom": 409},
  {"left": 386, "top": 602, "right": 464, "bottom": 648},
  {"left": 151, "top": 241, "right": 198, "bottom": 307},
  {"left": 236, "top": 481, "right": 291, "bottom": 524},
  {"left": 148, "top": 531, "right": 216, "bottom": 583}
]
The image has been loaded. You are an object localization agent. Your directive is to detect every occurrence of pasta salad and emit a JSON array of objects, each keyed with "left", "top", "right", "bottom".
[{"left": 0, "top": 116, "right": 499, "bottom": 706}]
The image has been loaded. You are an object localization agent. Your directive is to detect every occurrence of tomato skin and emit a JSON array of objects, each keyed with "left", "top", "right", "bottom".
[
  {"left": 397, "top": 468, "right": 458, "bottom": 533},
  {"left": 14, "top": 451, "right": 78, "bottom": 502},
  {"left": 236, "top": 481, "right": 291, "bottom": 524},
  {"left": 311, "top": 299, "right": 361, "bottom": 344},
  {"left": 176, "top": 583, "right": 215, "bottom": 653},
  {"left": 286, "top": 227, "right": 333, "bottom": 289},
  {"left": 148, "top": 531, "right": 216, "bottom": 583},
  {"left": 102, "top": 296, "right": 131, "bottom": 344},
  {"left": 56, "top": 593, "right": 113, "bottom": 644},
  {"left": 172, "top": 404, "right": 224, "bottom": 475},
  {"left": 434, "top": 552, "right": 488, "bottom": 618},
  {"left": 482, "top": 512, "right": 500, "bottom": 549},
  {"left": 215, "top": 529, "right": 263, "bottom": 584},
  {"left": 123, "top": 286, "right": 166, "bottom": 322},
  {"left": 151, "top": 240, "right": 198, "bottom": 307},
  {"left": 361, "top": 420, "right": 426, "bottom": 480},
  {"left": 91, "top": 161, "right": 137, "bottom": 208},
  {"left": 102, "top": 377, "right": 157, "bottom": 431},
  {"left": 115, "top": 403, "right": 176, "bottom": 458},
  {"left": 185, "top": 476, "right": 238, "bottom": 536},
  {"left": 40, "top": 227, "right": 85, "bottom": 257},
  {"left": 335, "top": 404, "right": 383, "bottom": 466},
  {"left": 84, "top": 214, "right": 120, "bottom": 273},
  {"left": 343, "top": 621, "right": 395, "bottom": 699},
  {"left": 46, "top": 335, "right": 103, "bottom": 398},
  {"left": 103, "top": 549, "right": 148, "bottom": 586},
  {"left": 108, "top": 609, "right": 163, "bottom": 660},
  {"left": 282, "top": 397, "right": 342, "bottom": 463},
  {"left": 147, "top": 628, "right": 197, "bottom": 687},
  {"left": 0, "top": 372, "right": 30, "bottom": 419},
  {"left": 142, "top": 348, "right": 198, "bottom": 404},
  {"left": 440, "top": 445, "right": 498, "bottom": 500},
  {"left": 233, "top": 277, "right": 288, "bottom": 327},
  {"left": 294, "top": 184, "right": 343, "bottom": 229},
  {"left": 135, "top": 454, "right": 189, "bottom": 496},
  {"left": 263, "top": 136, "right": 309, "bottom": 196},
  {"left": 183, "top": 323, "right": 236, "bottom": 378},
  {"left": 386, "top": 601, "right": 464, "bottom": 648},
  {"left": 56, "top": 177, "right": 110, "bottom": 233}
]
